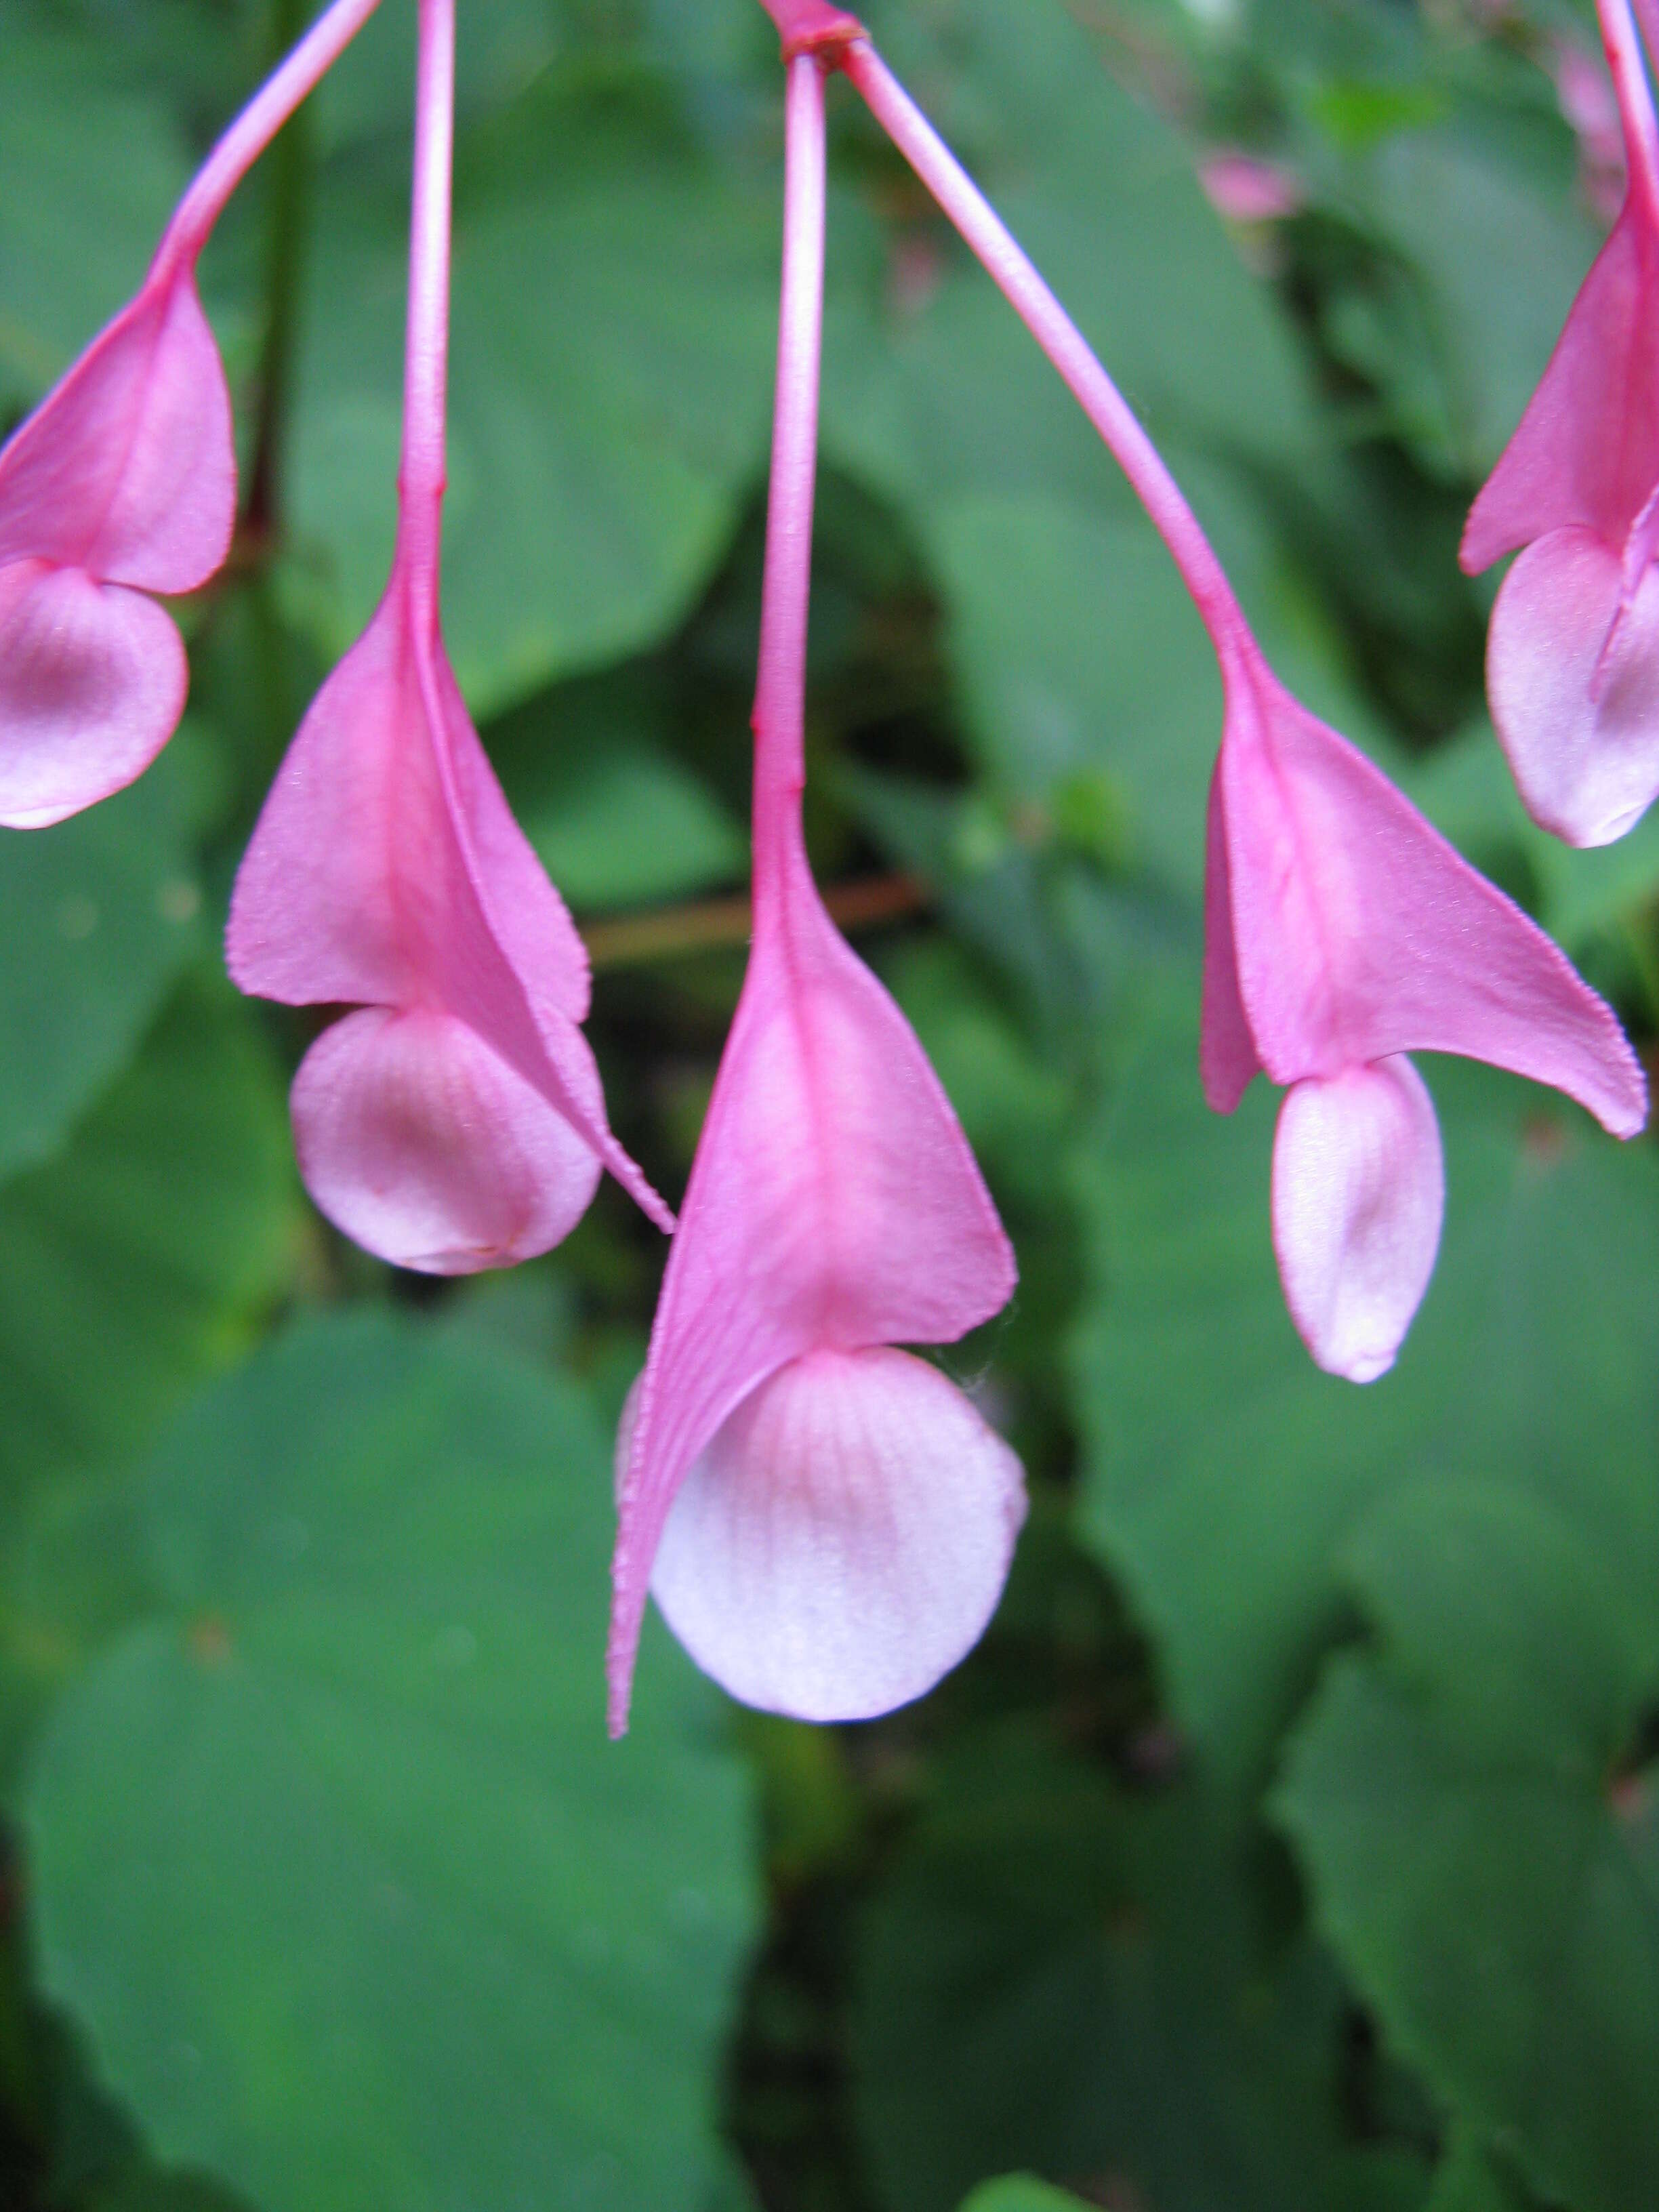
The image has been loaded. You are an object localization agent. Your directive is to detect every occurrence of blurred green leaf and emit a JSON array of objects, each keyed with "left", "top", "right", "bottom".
[
  {"left": 930, "top": 494, "right": 1217, "bottom": 895},
  {"left": 832, "top": 0, "right": 1314, "bottom": 516},
  {"left": 1277, "top": 1482, "right": 1659, "bottom": 2212},
  {"left": 1345, "top": 127, "right": 1596, "bottom": 479},
  {"left": 0, "top": 762, "right": 202, "bottom": 1182},
  {"left": 1424, "top": 2133, "right": 1532, "bottom": 2212},
  {"left": 485, "top": 667, "right": 746, "bottom": 912},
  {"left": 283, "top": 74, "right": 779, "bottom": 712},
  {"left": 1071, "top": 988, "right": 1659, "bottom": 1802},
  {"left": 24, "top": 1310, "right": 758, "bottom": 2212},
  {"left": 0, "top": 970, "right": 298, "bottom": 1498},
  {"left": 956, "top": 2179, "right": 1097, "bottom": 2212},
  {"left": 0, "top": 31, "right": 186, "bottom": 404},
  {"left": 853, "top": 1736, "right": 1425, "bottom": 2212}
]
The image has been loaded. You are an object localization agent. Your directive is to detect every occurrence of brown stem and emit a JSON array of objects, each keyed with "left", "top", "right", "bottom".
[{"left": 583, "top": 872, "right": 928, "bottom": 970}]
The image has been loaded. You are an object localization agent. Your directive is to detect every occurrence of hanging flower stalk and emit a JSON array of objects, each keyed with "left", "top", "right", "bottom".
[
  {"left": 607, "top": 49, "right": 1025, "bottom": 1736},
  {"left": 227, "top": 0, "right": 672, "bottom": 1273}
]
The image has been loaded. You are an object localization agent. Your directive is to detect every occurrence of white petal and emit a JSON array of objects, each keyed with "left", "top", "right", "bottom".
[
  {"left": 1271, "top": 1056, "right": 1444, "bottom": 1384},
  {"left": 645, "top": 1346, "right": 1027, "bottom": 1721}
]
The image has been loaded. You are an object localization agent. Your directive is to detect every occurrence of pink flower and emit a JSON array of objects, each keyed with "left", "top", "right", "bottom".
[
  {"left": 0, "top": 0, "right": 384, "bottom": 828},
  {"left": 228, "top": 0, "right": 670, "bottom": 1273},
  {"left": 608, "top": 52, "right": 1023, "bottom": 1735},
  {"left": 1203, "top": 649, "right": 1647, "bottom": 1379},
  {"left": 838, "top": 28, "right": 1648, "bottom": 1380},
  {"left": 1464, "top": 0, "right": 1659, "bottom": 846},
  {"left": 1197, "top": 152, "right": 1304, "bottom": 226}
]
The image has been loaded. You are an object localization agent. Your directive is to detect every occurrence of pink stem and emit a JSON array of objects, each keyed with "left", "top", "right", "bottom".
[
  {"left": 1606, "top": 0, "right": 1659, "bottom": 215},
  {"left": 394, "top": 0, "right": 456, "bottom": 600},
  {"left": 752, "top": 52, "right": 829, "bottom": 911},
  {"left": 841, "top": 40, "right": 1253, "bottom": 677},
  {"left": 155, "top": 0, "right": 386, "bottom": 278}
]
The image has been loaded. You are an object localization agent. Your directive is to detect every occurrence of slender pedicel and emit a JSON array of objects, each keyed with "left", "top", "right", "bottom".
[
  {"left": 751, "top": 49, "right": 829, "bottom": 897},
  {"left": 228, "top": 0, "right": 674, "bottom": 1267},
  {"left": 155, "top": 0, "right": 388, "bottom": 281},
  {"left": 840, "top": 39, "right": 1250, "bottom": 672},
  {"left": 606, "top": 50, "right": 1020, "bottom": 1733}
]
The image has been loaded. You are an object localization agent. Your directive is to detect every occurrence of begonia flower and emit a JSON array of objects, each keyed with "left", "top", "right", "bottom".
[
  {"left": 0, "top": 0, "right": 384, "bottom": 828},
  {"left": 1463, "top": 0, "right": 1659, "bottom": 846},
  {"left": 229, "top": 0, "right": 670, "bottom": 1274},
  {"left": 609, "top": 51, "right": 1023, "bottom": 1735},
  {"left": 831, "top": 18, "right": 1647, "bottom": 1379},
  {"left": 1202, "top": 649, "right": 1647, "bottom": 1379}
]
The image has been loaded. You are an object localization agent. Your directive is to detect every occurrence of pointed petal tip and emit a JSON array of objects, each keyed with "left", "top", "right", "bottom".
[
  {"left": 647, "top": 1346, "right": 1027, "bottom": 1723},
  {"left": 1271, "top": 1058, "right": 1445, "bottom": 1389}
]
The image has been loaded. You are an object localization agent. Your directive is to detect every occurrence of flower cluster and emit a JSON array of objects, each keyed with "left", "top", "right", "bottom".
[{"left": 0, "top": 0, "right": 1647, "bottom": 1729}]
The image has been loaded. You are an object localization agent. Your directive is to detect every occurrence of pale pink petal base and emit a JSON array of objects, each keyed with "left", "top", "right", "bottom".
[
  {"left": 291, "top": 1005, "right": 602, "bottom": 1274},
  {"left": 0, "top": 558, "right": 186, "bottom": 827},
  {"left": 1271, "top": 1055, "right": 1444, "bottom": 1385},
  {"left": 644, "top": 1346, "right": 1027, "bottom": 1721},
  {"left": 1486, "top": 524, "right": 1659, "bottom": 846}
]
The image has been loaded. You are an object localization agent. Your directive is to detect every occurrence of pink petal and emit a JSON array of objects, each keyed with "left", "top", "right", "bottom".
[
  {"left": 1462, "top": 203, "right": 1659, "bottom": 572},
  {"left": 229, "top": 581, "right": 670, "bottom": 1234},
  {"left": 1218, "top": 663, "right": 1647, "bottom": 1138},
  {"left": 0, "top": 274, "right": 234, "bottom": 594},
  {"left": 1200, "top": 760, "right": 1261, "bottom": 1112},
  {"left": 609, "top": 856, "right": 1015, "bottom": 1732},
  {"left": 642, "top": 1345, "right": 1026, "bottom": 1721},
  {"left": 431, "top": 648, "right": 591, "bottom": 1025},
  {"left": 291, "top": 1004, "right": 602, "bottom": 1274},
  {"left": 1271, "top": 1056, "right": 1444, "bottom": 1384},
  {"left": 0, "top": 558, "right": 186, "bottom": 827},
  {"left": 1486, "top": 523, "right": 1659, "bottom": 846}
]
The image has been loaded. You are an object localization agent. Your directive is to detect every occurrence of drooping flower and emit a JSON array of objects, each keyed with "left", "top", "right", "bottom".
[
  {"left": 1202, "top": 647, "right": 1647, "bottom": 1379},
  {"left": 832, "top": 18, "right": 1648, "bottom": 1378},
  {"left": 609, "top": 51, "right": 1023, "bottom": 1735},
  {"left": 228, "top": 0, "right": 670, "bottom": 1273},
  {"left": 0, "top": 0, "right": 384, "bottom": 828},
  {"left": 1462, "top": 0, "right": 1659, "bottom": 846}
]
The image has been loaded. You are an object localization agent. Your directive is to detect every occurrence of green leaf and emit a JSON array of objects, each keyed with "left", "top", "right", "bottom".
[
  {"left": 485, "top": 666, "right": 745, "bottom": 913},
  {"left": 928, "top": 494, "right": 1218, "bottom": 895},
  {"left": 853, "top": 1737, "right": 1426, "bottom": 2212},
  {"left": 283, "top": 76, "right": 779, "bottom": 712},
  {"left": 1346, "top": 127, "right": 1597, "bottom": 478},
  {"left": 0, "top": 31, "right": 187, "bottom": 405},
  {"left": 1276, "top": 1482, "right": 1659, "bottom": 2212},
  {"left": 1425, "top": 2131, "right": 1539, "bottom": 2212},
  {"left": 24, "top": 1311, "right": 759, "bottom": 2212},
  {"left": 0, "top": 970, "right": 298, "bottom": 1497},
  {"left": 956, "top": 2180, "right": 1098, "bottom": 2212},
  {"left": 0, "top": 758, "right": 203, "bottom": 1183},
  {"left": 832, "top": 0, "right": 1314, "bottom": 513},
  {"left": 1070, "top": 988, "right": 1659, "bottom": 1803}
]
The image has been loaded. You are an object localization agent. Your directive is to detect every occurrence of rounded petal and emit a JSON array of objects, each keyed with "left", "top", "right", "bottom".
[
  {"left": 644, "top": 1345, "right": 1027, "bottom": 1722},
  {"left": 0, "top": 558, "right": 186, "bottom": 827},
  {"left": 291, "top": 1005, "right": 601, "bottom": 1275},
  {"left": 1487, "top": 525, "right": 1659, "bottom": 847},
  {"left": 1271, "top": 1057, "right": 1444, "bottom": 1386}
]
